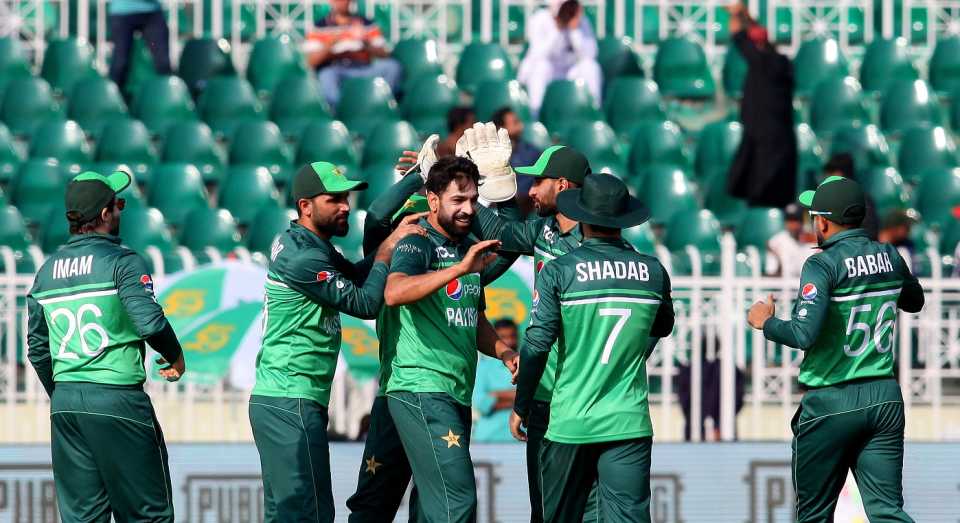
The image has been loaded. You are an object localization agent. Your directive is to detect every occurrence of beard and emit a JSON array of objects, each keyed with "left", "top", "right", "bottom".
[
  {"left": 314, "top": 212, "right": 349, "bottom": 237},
  {"left": 816, "top": 228, "right": 825, "bottom": 246},
  {"left": 437, "top": 209, "right": 472, "bottom": 238},
  {"left": 534, "top": 199, "right": 557, "bottom": 217}
]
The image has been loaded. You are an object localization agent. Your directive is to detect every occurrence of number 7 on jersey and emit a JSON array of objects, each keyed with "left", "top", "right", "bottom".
[{"left": 598, "top": 308, "right": 632, "bottom": 364}]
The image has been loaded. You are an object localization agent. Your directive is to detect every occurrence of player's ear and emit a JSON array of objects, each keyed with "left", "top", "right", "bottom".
[{"left": 427, "top": 191, "right": 440, "bottom": 213}]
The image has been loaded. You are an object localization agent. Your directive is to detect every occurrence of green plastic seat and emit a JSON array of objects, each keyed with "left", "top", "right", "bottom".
[
  {"left": 362, "top": 120, "right": 418, "bottom": 168},
  {"left": 393, "top": 39, "right": 443, "bottom": 78},
  {"left": 131, "top": 75, "right": 196, "bottom": 135},
  {"left": 336, "top": 76, "right": 399, "bottom": 137},
  {"left": 795, "top": 123, "right": 824, "bottom": 192},
  {"left": 67, "top": 77, "right": 128, "bottom": 137},
  {"left": 953, "top": 85, "right": 960, "bottom": 132},
  {"left": 246, "top": 36, "right": 305, "bottom": 97},
  {"left": 178, "top": 38, "right": 235, "bottom": 96},
  {"left": 0, "top": 37, "right": 31, "bottom": 78},
  {"left": 859, "top": 166, "right": 910, "bottom": 216},
  {"left": 929, "top": 37, "right": 960, "bottom": 94},
  {"left": 735, "top": 207, "right": 784, "bottom": 250},
  {"left": 197, "top": 76, "right": 263, "bottom": 136},
  {"left": 810, "top": 76, "right": 868, "bottom": 135},
  {"left": 939, "top": 218, "right": 960, "bottom": 255},
  {"left": 247, "top": 206, "right": 295, "bottom": 254},
  {"left": 0, "top": 123, "right": 21, "bottom": 184},
  {"left": 39, "top": 38, "right": 98, "bottom": 95},
  {"left": 793, "top": 38, "right": 849, "bottom": 98},
  {"left": 722, "top": 45, "right": 747, "bottom": 98},
  {"left": 914, "top": 167, "right": 960, "bottom": 227},
  {"left": 11, "top": 159, "right": 66, "bottom": 225},
  {"left": 0, "top": 204, "right": 33, "bottom": 251},
  {"left": 897, "top": 125, "right": 958, "bottom": 184},
  {"left": 228, "top": 120, "right": 291, "bottom": 184},
  {"left": 604, "top": 77, "right": 664, "bottom": 136},
  {"left": 455, "top": 43, "right": 513, "bottom": 94},
  {"left": 1, "top": 77, "right": 62, "bottom": 137},
  {"left": 218, "top": 165, "right": 281, "bottom": 225},
  {"left": 695, "top": 120, "right": 742, "bottom": 179},
  {"left": 146, "top": 163, "right": 209, "bottom": 228},
  {"left": 556, "top": 120, "right": 620, "bottom": 168},
  {"left": 95, "top": 118, "right": 156, "bottom": 179},
  {"left": 879, "top": 79, "right": 942, "bottom": 136},
  {"left": 358, "top": 163, "right": 398, "bottom": 209},
  {"left": 653, "top": 38, "right": 716, "bottom": 99},
  {"left": 121, "top": 206, "right": 175, "bottom": 253},
  {"left": 269, "top": 74, "right": 331, "bottom": 139},
  {"left": 703, "top": 169, "right": 746, "bottom": 227},
  {"left": 401, "top": 75, "right": 458, "bottom": 135},
  {"left": 628, "top": 120, "right": 689, "bottom": 173},
  {"left": 179, "top": 207, "right": 241, "bottom": 253},
  {"left": 597, "top": 36, "right": 642, "bottom": 83},
  {"left": 330, "top": 209, "right": 366, "bottom": 260},
  {"left": 540, "top": 79, "right": 599, "bottom": 134},
  {"left": 664, "top": 209, "right": 721, "bottom": 252},
  {"left": 829, "top": 124, "right": 892, "bottom": 170},
  {"left": 623, "top": 222, "right": 657, "bottom": 255},
  {"left": 635, "top": 164, "right": 697, "bottom": 225},
  {"left": 859, "top": 38, "right": 918, "bottom": 94},
  {"left": 161, "top": 121, "right": 225, "bottom": 185},
  {"left": 29, "top": 120, "right": 91, "bottom": 165},
  {"left": 474, "top": 80, "right": 531, "bottom": 122},
  {"left": 295, "top": 120, "right": 359, "bottom": 172},
  {"left": 120, "top": 37, "right": 159, "bottom": 101},
  {"left": 39, "top": 204, "right": 70, "bottom": 253},
  {"left": 523, "top": 121, "right": 551, "bottom": 151}
]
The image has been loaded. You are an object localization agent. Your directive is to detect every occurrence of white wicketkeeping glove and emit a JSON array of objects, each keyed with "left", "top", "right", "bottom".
[
  {"left": 456, "top": 122, "right": 517, "bottom": 202},
  {"left": 405, "top": 134, "right": 440, "bottom": 182}
]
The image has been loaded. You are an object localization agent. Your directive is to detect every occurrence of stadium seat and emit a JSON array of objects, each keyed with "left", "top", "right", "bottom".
[
  {"left": 809, "top": 76, "right": 868, "bottom": 135},
  {"left": 363, "top": 120, "right": 419, "bottom": 168},
  {"left": 269, "top": 74, "right": 331, "bottom": 139},
  {"left": 179, "top": 207, "right": 241, "bottom": 254},
  {"left": 39, "top": 38, "right": 98, "bottom": 95},
  {"left": 695, "top": 120, "right": 742, "bottom": 179},
  {"left": 336, "top": 76, "right": 399, "bottom": 137},
  {"left": 623, "top": 222, "right": 657, "bottom": 255},
  {"left": 0, "top": 123, "right": 21, "bottom": 184},
  {"left": 132, "top": 76, "right": 196, "bottom": 135},
  {"left": 358, "top": 163, "right": 398, "bottom": 209},
  {"left": 795, "top": 123, "right": 824, "bottom": 192},
  {"left": 392, "top": 38, "right": 443, "bottom": 78},
  {"left": 474, "top": 80, "right": 531, "bottom": 122},
  {"left": 914, "top": 167, "right": 960, "bottom": 227},
  {"left": 401, "top": 75, "right": 458, "bottom": 136},
  {"left": 939, "top": 218, "right": 960, "bottom": 256},
  {"left": 178, "top": 38, "right": 235, "bottom": 96},
  {"left": 562, "top": 120, "right": 624, "bottom": 171},
  {"left": 120, "top": 37, "right": 159, "bottom": 101},
  {"left": 635, "top": 164, "right": 697, "bottom": 225},
  {"left": 859, "top": 166, "right": 910, "bottom": 215},
  {"left": 146, "top": 163, "right": 209, "bottom": 228},
  {"left": 653, "top": 38, "right": 716, "bottom": 99},
  {"left": 540, "top": 79, "right": 599, "bottom": 134},
  {"left": 161, "top": 121, "right": 225, "bottom": 185},
  {"left": 627, "top": 120, "right": 688, "bottom": 174},
  {"left": 39, "top": 204, "right": 69, "bottom": 253},
  {"left": 829, "top": 124, "right": 892, "bottom": 170},
  {"left": 597, "top": 36, "right": 642, "bottom": 83},
  {"left": 247, "top": 206, "right": 295, "bottom": 254},
  {"left": 228, "top": 121, "right": 292, "bottom": 184},
  {"left": 29, "top": 120, "right": 91, "bottom": 166},
  {"left": 879, "top": 79, "right": 942, "bottom": 136},
  {"left": 95, "top": 118, "right": 156, "bottom": 179},
  {"left": 859, "top": 38, "right": 918, "bottom": 94},
  {"left": 664, "top": 209, "right": 721, "bottom": 252},
  {"left": 197, "top": 76, "right": 263, "bottom": 136},
  {"left": 735, "top": 207, "right": 784, "bottom": 250},
  {"left": 0, "top": 204, "right": 33, "bottom": 251},
  {"left": 67, "top": 77, "right": 128, "bottom": 137},
  {"left": 1, "top": 77, "right": 62, "bottom": 137},
  {"left": 604, "top": 77, "right": 665, "bottom": 136},
  {"left": 218, "top": 165, "right": 281, "bottom": 225},
  {"left": 722, "top": 45, "right": 747, "bottom": 98},
  {"left": 296, "top": 120, "right": 359, "bottom": 174},
  {"left": 703, "top": 169, "right": 746, "bottom": 227},
  {"left": 246, "top": 36, "right": 305, "bottom": 97},
  {"left": 121, "top": 206, "right": 175, "bottom": 253},
  {"left": 929, "top": 37, "right": 960, "bottom": 94},
  {"left": 455, "top": 43, "right": 513, "bottom": 94},
  {"left": 0, "top": 37, "right": 30, "bottom": 79},
  {"left": 897, "top": 125, "right": 958, "bottom": 184},
  {"left": 793, "top": 38, "right": 849, "bottom": 98},
  {"left": 10, "top": 159, "right": 66, "bottom": 225}
]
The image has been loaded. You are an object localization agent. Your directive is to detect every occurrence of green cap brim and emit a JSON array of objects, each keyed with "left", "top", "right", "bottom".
[
  {"left": 798, "top": 190, "right": 815, "bottom": 208},
  {"left": 515, "top": 145, "right": 565, "bottom": 177},
  {"left": 391, "top": 195, "right": 429, "bottom": 223},
  {"left": 322, "top": 177, "right": 368, "bottom": 193},
  {"left": 72, "top": 170, "right": 132, "bottom": 194}
]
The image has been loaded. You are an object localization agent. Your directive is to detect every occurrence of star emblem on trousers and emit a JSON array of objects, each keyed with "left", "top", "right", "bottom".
[
  {"left": 441, "top": 429, "right": 462, "bottom": 448},
  {"left": 365, "top": 456, "right": 382, "bottom": 475}
]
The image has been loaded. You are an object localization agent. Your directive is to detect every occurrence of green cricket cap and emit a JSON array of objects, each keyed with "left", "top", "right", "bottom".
[
  {"left": 65, "top": 170, "right": 132, "bottom": 223},
  {"left": 292, "top": 161, "right": 368, "bottom": 201},
  {"left": 515, "top": 145, "right": 591, "bottom": 185},
  {"left": 391, "top": 194, "right": 429, "bottom": 224},
  {"left": 797, "top": 175, "right": 866, "bottom": 225}
]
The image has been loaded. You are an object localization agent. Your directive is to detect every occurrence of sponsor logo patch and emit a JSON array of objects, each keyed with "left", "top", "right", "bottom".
[
  {"left": 535, "top": 260, "right": 545, "bottom": 273},
  {"left": 446, "top": 279, "right": 463, "bottom": 300},
  {"left": 801, "top": 283, "right": 817, "bottom": 301},
  {"left": 317, "top": 271, "right": 333, "bottom": 282},
  {"left": 140, "top": 274, "right": 154, "bottom": 295}
]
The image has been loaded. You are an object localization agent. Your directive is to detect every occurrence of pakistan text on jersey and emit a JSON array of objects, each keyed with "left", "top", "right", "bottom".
[
  {"left": 576, "top": 260, "right": 650, "bottom": 282},
  {"left": 447, "top": 307, "right": 478, "bottom": 327},
  {"left": 844, "top": 252, "right": 894, "bottom": 278},
  {"left": 52, "top": 255, "right": 94, "bottom": 279}
]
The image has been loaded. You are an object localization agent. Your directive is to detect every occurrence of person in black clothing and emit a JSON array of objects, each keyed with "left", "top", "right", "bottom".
[
  {"left": 823, "top": 153, "right": 880, "bottom": 240},
  {"left": 726, "top": 2, "right": 797, "bottom": 209}
]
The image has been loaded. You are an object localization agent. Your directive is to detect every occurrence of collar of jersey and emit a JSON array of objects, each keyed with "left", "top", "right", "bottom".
[
  {"left": 288, "top": 220, "right": 329, "bottom": 248},
  {"left": 581, "top": 236, "right": 628, "bottom": 248},
  {"left": 552, "top": 215, "right": 581, "bottom": 239},
  {"left": 819, "top": 228, "right": 867, "bottom": 250},
  {"left": 68, "top": 233, "right": 121, "bottom": 245}
]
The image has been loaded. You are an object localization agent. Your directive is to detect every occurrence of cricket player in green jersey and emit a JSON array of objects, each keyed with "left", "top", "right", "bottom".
[
  {"left": 27, "top": 170, "right": 186, "bottom": 522},
  {"left": 383, "top": 156, "right": 520, "bottom": 523},
  {"left": 249, "top": 161, "right": 424, "bottom": 523},
  {"left": 747, "top": 176, "right": 924, "bottom": 522},
  {"left": 514, "top": 173, "right": 675, "bottom": 523}
]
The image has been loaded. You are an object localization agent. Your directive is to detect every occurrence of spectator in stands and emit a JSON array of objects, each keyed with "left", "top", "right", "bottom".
[
  {"left": 492, "top": 106, "right": 542, "bottom": 214},
  {"left": 823, "top": 153, "right": 880, "bottom": 240},
  {"left": 676, "top": 340, "right": 745, "bottom": 441},
  {"left": 108, "top": 0, "right": 172, "bottom": 90},
  {"left": 879, "top": 209, "right": 918, "bottom": 251},
  {"left": 436, "top": 106, "right": 476, "bottom": 157},
  {"left": 726, "top": 3, "right": 797, "bottom": 209},
  {"left": 306, "top": 0, "right": 401, "bottom": 107},
  {"left": 517, "top": 0, "right": 602, "bottom": 117},
  {"left": 471, "top": 319, "right": 519, "bottom": 443},
  {"left": 766, "top": 203, "right": 816, "bottom": 278}
]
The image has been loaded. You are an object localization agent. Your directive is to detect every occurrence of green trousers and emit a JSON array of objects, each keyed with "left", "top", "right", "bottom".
[
  {"left": 347, "top": 396, "right": 419, "bottom": 522},
  {"left": 50, "top": 382, "right": 173, "bottom": 523},
  {"left": 792, "top": 378, "right": 913, "bottom": 523},
  {"left": 539, "top": 437, "right": 652, "bottom": 523},
  {"left": 249, "top": 395, "right": 334, "bottom": 523},
  {"left": 387, "top": 391, "right": 475, "bottom": 523}
]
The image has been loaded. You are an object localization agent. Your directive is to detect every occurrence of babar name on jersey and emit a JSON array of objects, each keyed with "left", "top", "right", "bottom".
[
  {"left": 844, "top": 252, "right": 894, "bottom": 278},
  {"left": 52, "top": 255, "right": 93, "bottom": 279},
  {"left": 576, "top": 260, "right": 649, "bottom": 282}
]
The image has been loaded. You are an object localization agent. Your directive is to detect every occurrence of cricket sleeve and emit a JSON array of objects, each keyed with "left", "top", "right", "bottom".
[
  {"left": 646, "top": 266, "right": 675, "bottom": 358},
  {"left": 763, "top": 257, "right": 832, "bottom": 349},
  {"left": 362, "top": 173, "right": 424, "bottom": 256},
  {"left": 894, "top": 249, "right": 924, "bottom": 313},
  {"left": 514, "top": 264, "right": 561, "bottom": 420},
  {"left": 26, "top": 291, "right": 54, "bottom": 396},
  {"left": 470, "top": 202, "right": 542, "bottom": 255},
  {"left": 389, "top": 234, "right": 432, "bottom": 276},
  {"left": 285, "top": 245, "right": 388, "bottom": 320},
  {"left": 115, "top": 251, "right": 182, "bottom": 363}
]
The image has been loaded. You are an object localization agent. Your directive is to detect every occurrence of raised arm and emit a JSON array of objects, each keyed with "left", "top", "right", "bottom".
[
  {"left": 385, "top": 236, "right": 501, "bottom": 306},
  {"left": 363, "top": 171, "right": 424, "bottom": 256}
]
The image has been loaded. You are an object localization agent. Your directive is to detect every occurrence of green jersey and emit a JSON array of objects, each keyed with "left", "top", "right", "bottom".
[
  {"left": 254, "top": 221, "right": 388, "bottom": 405},
  {"left": 26, "top": 234, "right": 177, "bottom": 393},
  {"left": 473, "top": 204, "right": 582, "bottom": 402},
  {"left": 515, "top": 237, "right": 675, "bottom": 444},
  {"left": 764, "top": 229, "right": 925, "bottom": 388},
  {"left": 385, "top": 219, "right": 485, "bottom": 406}
]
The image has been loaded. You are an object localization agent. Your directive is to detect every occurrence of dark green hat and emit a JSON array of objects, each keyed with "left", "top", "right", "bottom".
[
  {"left": 556, "top": 172, "right": 650, "bottom": 229},
  {"left": 65, "top": 170, "right": 132, "bottom": 222},
  {"left": 798, "top": 175, "right": 866, "bottom": 225},
  {"left": 292, "top": 161, "right": 368, "bottom": 201},
  {"left": 391, "top": 194, "right": 429, "bottom": 224},
  {"left": 515, "top": 145, "right": 591, "bottom": 185}
]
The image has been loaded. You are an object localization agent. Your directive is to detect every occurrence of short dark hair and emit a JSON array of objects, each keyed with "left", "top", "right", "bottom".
[
  {"left": 425, "top": 156, "right": 480, "bottom": 195},
  {"left": 823, "top": 153, "right": 854, "bottom": 179},
  {"left": 447, "top": 106, "right": 475, "bottom": 133},
  {"left": 491, "top": 106, "right": 514, "bottom": 128},
  {"left": 493, "top": 318, "right": 517, "bottom": 330},
  {"left": 68, "top": 198, "right": 114, "bottom": 234},
  {"left": 557, "top": 0, "right": 580, "bottom": 23}
]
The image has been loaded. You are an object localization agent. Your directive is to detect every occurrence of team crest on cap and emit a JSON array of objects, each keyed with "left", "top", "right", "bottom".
[
  {"left": 446, "top": 279, "right": 463, "bottom": 300},
  {"left": 801, "top": 283, "right": 817, "bottom": 301},
  {"left": 317, "top": 271, "right": 333, "bottom": 282},
  {"left": 140, "top": 274, "right": 154, "bottom": 295}
]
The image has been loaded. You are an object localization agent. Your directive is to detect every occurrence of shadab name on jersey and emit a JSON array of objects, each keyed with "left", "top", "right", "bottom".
[
  {"left": 844, "top": 252, "right": 894, "bottom": 278},
  {"left": 576, "top": 260, "right": 649, "bottom": 282}
]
